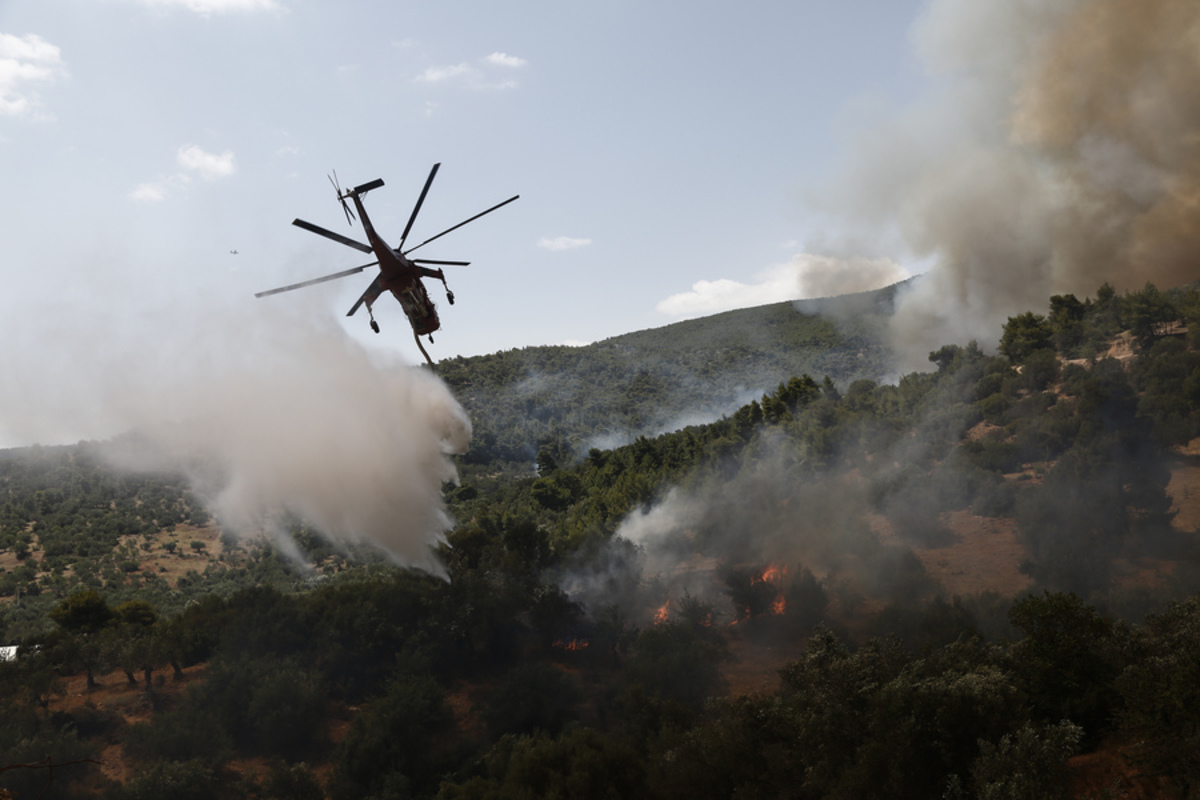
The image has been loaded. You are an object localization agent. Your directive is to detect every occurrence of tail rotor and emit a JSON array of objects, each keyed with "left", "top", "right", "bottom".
[{"left": 328, "top": 170, "right": 356, "bottom": 226}]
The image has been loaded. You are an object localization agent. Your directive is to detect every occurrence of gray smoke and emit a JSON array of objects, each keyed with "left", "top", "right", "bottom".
[{"left": 820, "top": 0, "right": 1200, "bottom": 370}]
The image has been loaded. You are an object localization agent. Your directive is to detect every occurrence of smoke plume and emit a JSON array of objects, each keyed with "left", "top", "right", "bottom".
[
  {"left": 3, "top": 300, "right": 470, "bottom": 575},
  {"left": 823, "top": 0, "right": 1200, "bottom": 370}
]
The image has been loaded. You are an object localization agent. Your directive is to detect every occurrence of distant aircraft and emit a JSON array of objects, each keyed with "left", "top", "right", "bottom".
[
  {"left": 230, "top": 249, "right": 238, "bottom": 255},
  {"left": 255, "top": 164, "right": 518, "bottom": 365}
]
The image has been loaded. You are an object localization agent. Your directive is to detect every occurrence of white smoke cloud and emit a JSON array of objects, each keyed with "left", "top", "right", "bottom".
[{"left": 5, "top": 301, "right": 469, "bottom": 575}]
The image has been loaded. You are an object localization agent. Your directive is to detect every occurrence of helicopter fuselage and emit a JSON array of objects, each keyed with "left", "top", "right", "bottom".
[{"left": 348, "top": 192, "right": 442, "bottom": 336}]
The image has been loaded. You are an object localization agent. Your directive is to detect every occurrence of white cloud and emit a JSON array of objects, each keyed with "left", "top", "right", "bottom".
[
  {"left": 131, "top": 144, "right": 235, "bottom": 201},
  {"left": 416, "top": 63, "right": 474, "bottom": 84},
  {"left": 177, "top": 144, "right": 236, "bottom": 179},
  {"left": 538, "top": 236, "right": 592, "bottom": 251},
  {"left": 129, "top": 183, "right": 169, "bottom": 202},
  {"left": 486, "top": 52, "right": 527, "bottom": 68},
  {"left": 0, "top": 33, "right": 66, "bottom": 118},
  {"left": 416, "top": 53, "right": 527, "bottom": 91},
  {"left": 137, "top": 0, "right": 282, "bottom": 14},
  {"left": 656, "top": 254, "right": 909, "bottom": 318},
  {"left": 129, "top": 173, "right": 191, "bottom": 202}
]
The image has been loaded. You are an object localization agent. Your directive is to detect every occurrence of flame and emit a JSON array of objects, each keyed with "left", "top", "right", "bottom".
[
  {"left": 756, "top": 564, "right": 788, "bottom": 584},
  {"left": 653, "top": 599, "right": 670, "bottom": 625},
  {"left": 755, "top": 564, "right": 789, "bottom": 616},
  {"left": 553, "top": 639, "right": 589, "bottom": 651}
]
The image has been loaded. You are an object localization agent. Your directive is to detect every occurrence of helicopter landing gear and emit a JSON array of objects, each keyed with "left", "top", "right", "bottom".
[{"left": 433, "top": 269, "right": 455, "bottom": 305}]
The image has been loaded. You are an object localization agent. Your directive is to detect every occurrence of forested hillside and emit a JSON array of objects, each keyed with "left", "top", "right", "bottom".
[
  {"left": 4, "top": 280, "right": 1200, "bottom": 798},
  {"left": 434, "top": 283, "right": 898, "bottom": 464}
]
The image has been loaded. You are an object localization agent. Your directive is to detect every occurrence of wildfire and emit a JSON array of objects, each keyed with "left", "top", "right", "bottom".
[
  {"left": 753, "top": 563, "right": 789, "bottom": 617},
  {"left": 653, "top": 599, "right": 670, "bottom": 625},
  {"left": 553, "top": 639, "right": 589, "bottom": 651},
  {"left": 756, "top": 564, "right": 788, "bottom": 584}
]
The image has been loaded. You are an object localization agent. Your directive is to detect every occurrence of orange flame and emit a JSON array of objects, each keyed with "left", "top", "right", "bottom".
[
  {"left": 757, "top": 564, "right": 788, "bottom": 584},
  {"left": 653, "top": 599, "right": 670, "bottom": 624},
  {"left": 553, "top": 639, "right": 589, "bottom": 651},
  {"left": 755, "top": 564, "right": 789, "bottom": 616}
]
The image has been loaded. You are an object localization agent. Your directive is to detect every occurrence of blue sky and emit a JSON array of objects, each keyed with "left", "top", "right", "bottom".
[{"left": 0, "top": 0, "right": 927, "bottom": 371}]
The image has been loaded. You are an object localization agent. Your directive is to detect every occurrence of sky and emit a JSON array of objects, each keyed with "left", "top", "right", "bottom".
[{"left": 0, "top": 0, "right": 926, "bottom": 367}]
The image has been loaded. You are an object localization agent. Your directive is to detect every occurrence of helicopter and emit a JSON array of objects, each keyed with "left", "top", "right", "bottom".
[{"left": 255, "top": 164, "right": 518, "bottom": 365}]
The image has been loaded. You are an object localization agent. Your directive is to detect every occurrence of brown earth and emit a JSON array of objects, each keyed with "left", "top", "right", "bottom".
[
  {"left": 45, "top": 663, "right": 208, "bottom": 786},
  {"left": 1069, "top": 744, "right": 1176, "bottom": 799},
  {"left": 41, "top": 661, "right": 366, "bottom": 793}
]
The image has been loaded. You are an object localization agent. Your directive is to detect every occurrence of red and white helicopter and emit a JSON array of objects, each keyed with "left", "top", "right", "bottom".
[{"left": 256, "top": 164, "right": 518, "bottom": 365}]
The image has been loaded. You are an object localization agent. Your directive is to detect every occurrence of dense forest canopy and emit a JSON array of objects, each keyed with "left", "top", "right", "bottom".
[{"left": 3, "top": 280, "right": 1200, "bottom": 798}]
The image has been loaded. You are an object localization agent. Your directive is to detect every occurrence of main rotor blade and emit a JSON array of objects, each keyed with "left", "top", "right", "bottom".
[
  {"left": 347, "top": 275, "right": 383, "bottom": 317},
  {"left": 254, "top": 262, "right": 378, "bottom": 298},
  {"left": 399, "top": 163, "right": 440, "bottom": 249},
  {"left": 403, "top": 195, "right": 519, "bottom": 255},
  {"left": 412, "top": 259, "right": 470, "bottom": 266},
  {"left": 292, "top": 218, "right": 372, "bottom": 253}
]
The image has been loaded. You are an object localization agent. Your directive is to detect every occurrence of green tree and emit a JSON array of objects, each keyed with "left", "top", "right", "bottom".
[
  {"left": 49, "top": 590, "right": 114, "bottom": 635},
  {"left": 1049, "top": 294, "right": 1086, "bottom": 356},
  {"left": 620, "top": 620, "right": 728, "bottom": 713},
  {"left": 966, "top": 721, "right": 1082, "bottom": 800},
  {"left": 483, "top": 662, "right": 581, "bottom": 738},
  {"left": 331, "top": 674, "right": 454, "bottom": 800},
  {"left": 1008, "top": 592, "right": 1122, "bottom": 742},
  {"left": 1125, "top": 282, "right": 1176, "bottom": 350},
  {"left": 999, "top": 312, "right": 1053, "bottom": 362},
  {"left": 1117, "top": 595, "right": 1200, "bottom": 794},
  {"left": 440, "top": 728, "right": 646, "bottom": 800}
]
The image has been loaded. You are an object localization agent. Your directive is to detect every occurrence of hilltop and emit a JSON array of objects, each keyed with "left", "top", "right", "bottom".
[{"left": 434, "top": 282, "right": 900, "bottom": 463}]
